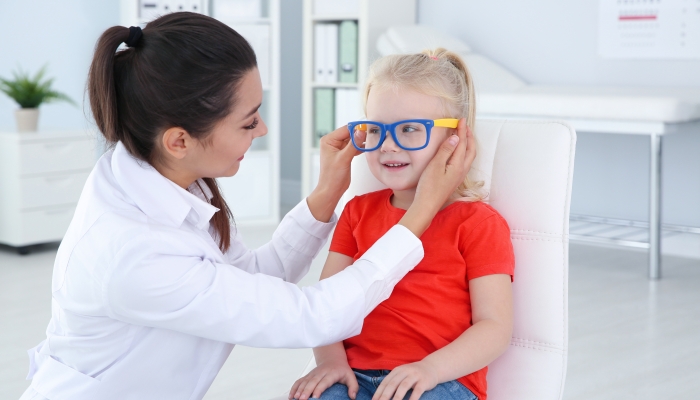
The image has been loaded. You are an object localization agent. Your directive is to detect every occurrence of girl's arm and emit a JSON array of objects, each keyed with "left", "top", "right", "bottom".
[
  {"left": 372, "top": 274, "right": 513, "bottom": 400},
  {"left": 289, "top": 252, "right": 361, "bottom": 400}
]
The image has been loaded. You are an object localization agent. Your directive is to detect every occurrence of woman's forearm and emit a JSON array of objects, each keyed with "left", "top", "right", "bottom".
[{"left": 421, "top": 319, "right": 512, "bottom": 383}]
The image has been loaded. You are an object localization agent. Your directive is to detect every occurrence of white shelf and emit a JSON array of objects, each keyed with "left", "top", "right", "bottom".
[
  {"left": 312, "top": 15, "right": 359, "bottom": 21},
  {"left": 311, "top": 82, "right": 359, "bottom": 89},
  {"left": 301, "top": 0, "right": 416, "bottom": 197}
]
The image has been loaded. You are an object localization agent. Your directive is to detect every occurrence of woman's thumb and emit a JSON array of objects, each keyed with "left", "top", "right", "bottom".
[{"left": 434, "top": 134, "right": 460, "bottom": 163}]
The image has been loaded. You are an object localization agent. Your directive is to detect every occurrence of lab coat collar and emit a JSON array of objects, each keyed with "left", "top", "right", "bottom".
[{"left": 111, "top": 142, "right": 219, "bottom": 230}]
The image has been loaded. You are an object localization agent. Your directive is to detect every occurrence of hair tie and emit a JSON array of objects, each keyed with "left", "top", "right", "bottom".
[{"left": 125, "top": 26, "right": 143, "bottom": 47}]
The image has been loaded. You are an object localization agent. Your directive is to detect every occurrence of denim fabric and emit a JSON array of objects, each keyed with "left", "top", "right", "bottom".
[{"left": 310, "top": 369, "right": 477, "bottom": 400}]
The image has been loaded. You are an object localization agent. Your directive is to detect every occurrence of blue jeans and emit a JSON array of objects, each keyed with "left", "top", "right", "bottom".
[{"left": 314, "top": 369, "right": 477, "bottom": 400}]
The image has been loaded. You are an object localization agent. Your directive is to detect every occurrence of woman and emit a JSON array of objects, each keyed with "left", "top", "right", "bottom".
[{"left": 20, "top": 13, "right": 474, "bottom": 400}]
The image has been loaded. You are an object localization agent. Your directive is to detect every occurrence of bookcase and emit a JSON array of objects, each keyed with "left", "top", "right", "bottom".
[
  {"left": 300, "top": 0, "right": 416, "bottom": 198},
  {"left": 119, "top": 0, "right": 280, "bottom": 225}
]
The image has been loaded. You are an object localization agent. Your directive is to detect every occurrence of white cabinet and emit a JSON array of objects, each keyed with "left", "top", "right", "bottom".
[{"left": 0, "top": 131, "right": 96, "bottom": 251}]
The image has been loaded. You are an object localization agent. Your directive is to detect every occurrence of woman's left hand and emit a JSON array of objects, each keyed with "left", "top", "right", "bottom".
[
  {"left": 372, "top": 361, "right": 440, "bottom": 400},
  {"left": 307, "top": 126, "right": 362, "bottom": 222}
]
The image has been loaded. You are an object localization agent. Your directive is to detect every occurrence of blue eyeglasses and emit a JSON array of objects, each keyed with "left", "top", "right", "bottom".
[{"left": 348, "top": 119, "right": 459, "bottom": 152}]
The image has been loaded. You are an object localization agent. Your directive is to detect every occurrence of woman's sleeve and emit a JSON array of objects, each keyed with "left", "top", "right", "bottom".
[
  {"left": 224, "top": 199, "right": 336, "bottom": 283},
  {"left": 103, "top": 225, "right": 423, "bottom": 349}
]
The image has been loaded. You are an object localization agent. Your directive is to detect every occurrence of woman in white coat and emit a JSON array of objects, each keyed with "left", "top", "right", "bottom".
[{"left": 20, "top": 12, "right": 474, "bottom": 400}]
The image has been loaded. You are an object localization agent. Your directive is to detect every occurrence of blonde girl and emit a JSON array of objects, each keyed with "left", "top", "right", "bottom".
[{"left": 289, "top": 49, "right": 514, "bottom": 400}]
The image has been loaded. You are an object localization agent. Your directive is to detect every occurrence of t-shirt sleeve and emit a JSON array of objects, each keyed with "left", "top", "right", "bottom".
[
  {"left": 460, "top": 213, "right": 515, "bottom": 281},
  {"left": 329, "top": 198, "right": 358, "bottom": 258}
]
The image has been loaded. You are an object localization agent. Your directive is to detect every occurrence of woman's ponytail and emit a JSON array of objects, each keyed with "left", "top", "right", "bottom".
[{"left": 88, "top": 26, "right": 130, "bottom": 144}]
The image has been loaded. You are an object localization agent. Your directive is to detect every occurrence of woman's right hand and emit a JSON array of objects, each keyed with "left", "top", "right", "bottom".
[
  {"left": 289, "top": 359, "right": 359, "bottom": 400},
  {"left": 399, "top": 118, "right": 476, "bottom": 237}
]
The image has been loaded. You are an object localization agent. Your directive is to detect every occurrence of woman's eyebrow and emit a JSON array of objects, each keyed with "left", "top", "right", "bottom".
[{"left": 244, "top": 103, "right": 262, "bottom": 118}]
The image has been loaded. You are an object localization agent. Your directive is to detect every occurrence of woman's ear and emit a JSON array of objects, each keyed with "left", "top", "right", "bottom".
[{"left": 161, "top": 127, "right": 193, "bottom": 160}]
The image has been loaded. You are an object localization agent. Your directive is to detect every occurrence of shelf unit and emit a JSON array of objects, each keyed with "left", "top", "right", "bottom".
[
  {"left": 120, "top": 0, "right": 280, "bottom": 225},
  {"left": 300, "top": 0, "right": 416, "bottom": 197},
  {"left": 0, "top": 131, "right": 97, "bottom": 252}
]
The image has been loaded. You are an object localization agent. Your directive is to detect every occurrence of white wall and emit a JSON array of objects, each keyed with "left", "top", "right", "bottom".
[
  {"left": 0, "top": 0, "right": 120, "bottom": 131},
  {"left": 418, "top": 0, "right": 700, "bottom": 227},
  {"left": 279, "top": 0, "right": 303, "bottom": 205}
]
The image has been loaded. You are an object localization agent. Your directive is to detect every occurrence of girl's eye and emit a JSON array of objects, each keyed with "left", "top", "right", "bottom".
[
  {"left": 402, "top": 125, "right": 418, "bottom": 133},
  {"left": 245, "top": 118, "right": 259, "bottom": 130},
  {"left": 368, "top": 128, "right": 381, "bottom": 135}
]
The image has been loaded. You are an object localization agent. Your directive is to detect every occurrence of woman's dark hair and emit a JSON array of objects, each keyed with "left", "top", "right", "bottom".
[{"left": 88, "top": 12, "right": 258, "bottom": 252}]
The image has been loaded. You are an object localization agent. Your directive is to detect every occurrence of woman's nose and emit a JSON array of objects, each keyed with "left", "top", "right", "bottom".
[
  {"left": 255, "top": 118, "right": 268, "bottom": 138},
  {"left": 380, "top": 133, "right": 400, "bottom": 153}
]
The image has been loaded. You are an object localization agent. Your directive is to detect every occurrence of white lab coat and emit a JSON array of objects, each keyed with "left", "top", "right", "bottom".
[{"left": 22, "top": 142, "right": 423, "bottom": 400}]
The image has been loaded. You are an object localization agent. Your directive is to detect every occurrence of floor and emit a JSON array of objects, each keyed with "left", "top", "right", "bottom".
[{"left": 1, "top": 228, "right": 699, "bottom": 400}]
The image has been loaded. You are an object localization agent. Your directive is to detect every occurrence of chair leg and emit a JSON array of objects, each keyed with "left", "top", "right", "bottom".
[{"left": 649, "top": 133, "right": 662, "bottom": 280}]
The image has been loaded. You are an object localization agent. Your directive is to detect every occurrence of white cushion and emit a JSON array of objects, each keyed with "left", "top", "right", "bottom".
[{"left": 479, "top": 85, "right": 700, "bottom": 123}]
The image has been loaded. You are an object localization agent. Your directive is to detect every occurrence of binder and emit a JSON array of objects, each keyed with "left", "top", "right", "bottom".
[
  {"left": 235, "top": 24, "right": 271, "bottom": 88},
  {"left": 338, "top": 20, "right": 358, "bottom": 83},
  {"left": 334, "top": 88, "right": 361, "bottom": 129},
  {"left": 314, "top": 88, "right": 335, "bottom": 146},
  {"left": 314, "top": 24, "right": 327, "bottom": 83},
  {"left": 325, "top": 23, "right": 338, "bottom": 83}
]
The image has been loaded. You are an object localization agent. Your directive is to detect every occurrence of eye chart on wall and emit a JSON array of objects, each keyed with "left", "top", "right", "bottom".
[{"left": 599, "top": 0, "right": 700, "bottom": 58}]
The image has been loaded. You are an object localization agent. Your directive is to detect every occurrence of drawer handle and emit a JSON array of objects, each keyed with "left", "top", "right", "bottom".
[
  {"left": 45, "top": 208, "right": 73, "bottom": 215},
  {"left": 42, "top": 143, "right": 73, "bottom": 151},
  {"left": 44, "top": 176, "right": 73, "bottom": 185}
]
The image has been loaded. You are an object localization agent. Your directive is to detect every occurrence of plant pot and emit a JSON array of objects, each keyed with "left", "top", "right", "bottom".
[{"left": 15, "top": 108, "right": 39, "bottom": 132}]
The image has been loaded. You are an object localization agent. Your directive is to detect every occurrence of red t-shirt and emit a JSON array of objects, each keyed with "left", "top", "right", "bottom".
[{"left": 329, "top": 189, "right": 515, "bottom": 400}]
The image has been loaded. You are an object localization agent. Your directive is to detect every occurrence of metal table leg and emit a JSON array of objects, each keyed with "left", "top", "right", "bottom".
[{"left": 649, "top": 133, "right": 662, "bottom": 280}]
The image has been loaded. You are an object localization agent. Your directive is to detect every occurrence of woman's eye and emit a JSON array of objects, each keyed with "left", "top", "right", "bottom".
[{"left": 245, "top": 118, "right": 259, "bottom": 130}]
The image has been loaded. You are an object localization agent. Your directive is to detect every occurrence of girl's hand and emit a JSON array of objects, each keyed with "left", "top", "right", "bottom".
[
  {"left": 372, "top": 361, "right": 440, "bottom": 400},
  {"left": 289, "top": 359, "right": 359, "bottom": 400},
  {"left": 400, "top": 119, "right": 476, "bottom": 237},
  {"left": 307, "top": 126, "right": 362, "bottom": 222}
]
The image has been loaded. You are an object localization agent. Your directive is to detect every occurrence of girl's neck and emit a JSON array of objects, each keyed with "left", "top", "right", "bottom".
[
  {"left": 390, "top": 188, "right": 458, "bottom": 211},
  {"left": 389, "top": 188, "right": 416, "bottom": 210}
]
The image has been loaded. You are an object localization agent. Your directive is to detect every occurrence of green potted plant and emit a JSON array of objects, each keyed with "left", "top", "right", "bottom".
[{"left": 0, "top": 65, "right": 75, "bottom": 132}]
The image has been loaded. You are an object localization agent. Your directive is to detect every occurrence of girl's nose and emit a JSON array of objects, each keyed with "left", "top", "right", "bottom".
[{"left": 380, "top": 133, "right": 400, "bottom": 153}]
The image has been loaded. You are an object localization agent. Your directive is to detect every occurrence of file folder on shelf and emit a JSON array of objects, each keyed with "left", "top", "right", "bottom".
[
  {"left": 334, "top": 88, "right": 362, "bottom": 129},
  {"left": 314, "top": 23, "right": 339, "bottom": 83},
  {"left": 338, "top": 20, "right": 358, "bottom": 83},
  {"left": 314, "top": 88, "right": 335, "bottom": 146}
]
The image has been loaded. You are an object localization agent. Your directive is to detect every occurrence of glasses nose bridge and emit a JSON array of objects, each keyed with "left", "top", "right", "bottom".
[{"left": 379, "top": 123, "right": 400, "bottom": 151}]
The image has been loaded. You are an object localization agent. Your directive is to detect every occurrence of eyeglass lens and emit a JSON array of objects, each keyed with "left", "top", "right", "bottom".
[{"left": 352, "top": 122, "right": 428, "bottom": 150}]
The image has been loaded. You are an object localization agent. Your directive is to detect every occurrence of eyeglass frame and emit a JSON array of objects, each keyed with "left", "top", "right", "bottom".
[{"left": 347, "top": 118, "right": 459, "bottom": 152}]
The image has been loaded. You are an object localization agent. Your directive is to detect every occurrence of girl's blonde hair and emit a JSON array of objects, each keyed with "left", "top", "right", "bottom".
[{"left": 363, "top": 48, "right": 485, "bottom": 202}]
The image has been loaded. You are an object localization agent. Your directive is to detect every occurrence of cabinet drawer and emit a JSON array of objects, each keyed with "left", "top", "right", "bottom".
[
  {"left": 19, "top": 205, "right": 76, "bottom": 245},
  {"left": 20, "top": 139, "right": 95, "bottom": 175},
  {"left": 21, "top": 171, "right": 91, "bottom": 209}
]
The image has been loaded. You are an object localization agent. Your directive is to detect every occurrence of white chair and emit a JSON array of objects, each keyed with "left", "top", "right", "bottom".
[{"left": 271, "top": 119, "right": 576, "bottom": 399}]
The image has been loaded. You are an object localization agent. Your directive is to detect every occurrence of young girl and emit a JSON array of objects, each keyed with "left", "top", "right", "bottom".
[{"left": 289, "top": 49, "right": 515, "bottom": 400}]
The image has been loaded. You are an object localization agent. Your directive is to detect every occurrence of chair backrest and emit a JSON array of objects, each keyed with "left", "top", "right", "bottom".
[{"left": 342, "top": 119, "right": 575, "bottom": 400}]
